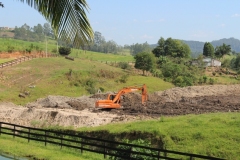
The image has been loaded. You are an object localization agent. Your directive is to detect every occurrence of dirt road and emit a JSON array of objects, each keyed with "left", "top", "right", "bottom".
[{"left": 0, "top": 84, "right": 240, "bottom": 128}]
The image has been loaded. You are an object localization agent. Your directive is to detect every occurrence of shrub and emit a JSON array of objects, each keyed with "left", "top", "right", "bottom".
[
  {"left": 7, "top": 46, "right": 14, "bottom": 53},
  {"left": 118, "top": 62, "right": 131, "bottom": 70},
  {"left": 203, "top": 75, "right": 208, "bottom": 83},
  {"left": 198, "top": 77, "right": 203, "bottom": 84},
  {"left": 109, "top": 139, "right": 156, "bottom": 160},
  {"left": 59, "top": 46, "right": 71, "bottom": 56},
  {"left": 209, "top": 78, "right": 215, "bottom": 85},
  {"left": 118, "top": 74, "right": 129, "bottom": 83},
  {"left": 52, "top": 48, "right": 57, "bottom": 53}
]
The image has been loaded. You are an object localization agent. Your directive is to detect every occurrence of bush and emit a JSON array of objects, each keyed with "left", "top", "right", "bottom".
[
  {"left": 52, "top": 48, "right": 57, "bottom": 53},
  {"left": 118, "top": 74, "right": 129, "bottom": 83},
  {"left": 173, "top": 76, "right": 193, "bottom": 87},
  {"left": 7, "top": 46, "right": 14, "bottom": 53},
  {"left": 118, "top": 62, "right": 131, "bottom": 70},
  {"left": 203, "top": 75, "right": 208, "bottom": 83},
  {"left": 209, "top": 78, "right": 215, "bottom": 85},
  {"left": 109, "top": 139, "right": 156, "bottom": 160},
  {"left": 198, "top": 77, "right": 203, "bottom": 84},
  {"left": 59, "top": 46, "right": 71, "bottom": 56}
]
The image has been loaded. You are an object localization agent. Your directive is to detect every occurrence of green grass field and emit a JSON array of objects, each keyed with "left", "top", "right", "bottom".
[
  {"left": 77, "top": 112, "right": 240, "bottom": 159},
  {"left": 0, "top": 135, "right": 104, "bottom": 160}
]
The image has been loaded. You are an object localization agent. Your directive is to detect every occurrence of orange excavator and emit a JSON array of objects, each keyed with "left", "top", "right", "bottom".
[{"left": 95, "top": 84, "right": 147, "bottom": 109}]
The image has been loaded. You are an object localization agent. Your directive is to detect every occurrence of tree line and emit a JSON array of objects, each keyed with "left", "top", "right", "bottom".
[
  {"left": 133, "top": 37, "right": 240, "bottom": 87},
  {"left": 0, "top": 23, "right": 54, "bottom": 42},
  {"left": 15, "top": 23, "right": 53, "bottom": 42}
]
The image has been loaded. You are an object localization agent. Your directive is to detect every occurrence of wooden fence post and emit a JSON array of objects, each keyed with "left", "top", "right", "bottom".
[
  {"left": 129, "top": 147, "right": 132, "bottom": 159},
  {"left": 61, "top": 134, "right": 63, "bottom": 149},
  {"left": 103, "top": 142, "right": 106, "bottom": 159},
  {"left": 81, "top": 138, "right": 83, "bottom": 153},
  {"left": 45, "top": 131, "right": 47, "bottom": 146},
  {"left": 164, "top": 151, "right": 167, "bottom": 157},
  {"left": 158, "top": 150, "right": 160, "bottom": 160},
  {"left": 13, "top": 125, "right": 15, "bottom": 138},
  {"left": 28, "top": 128, "right": 30, "bottom": 143},
  {"left": 0, "top": 122, "right": 1, "bottom": 135}
]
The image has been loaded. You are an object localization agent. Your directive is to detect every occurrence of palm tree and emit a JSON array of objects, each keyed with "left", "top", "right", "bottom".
[
  {"left": 0, "top": 0, "right": 94, "bottom": 47},
  {"left": 215, "top": 43, "right": 231, "bottom": 59}
]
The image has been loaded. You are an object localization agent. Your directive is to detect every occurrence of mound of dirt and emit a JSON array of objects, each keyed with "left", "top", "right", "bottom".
[{"left": 0, "top": 84, "right": 240, "bottom": 128}]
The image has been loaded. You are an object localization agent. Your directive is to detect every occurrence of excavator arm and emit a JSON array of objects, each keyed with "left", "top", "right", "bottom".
[{"left": 95, "top": 84, "right": 147, "bottom": 109}]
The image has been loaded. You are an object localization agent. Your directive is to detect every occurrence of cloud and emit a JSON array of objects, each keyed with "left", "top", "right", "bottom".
[{"left": 231, "top": 13, "right": 240, "bottom": 17}]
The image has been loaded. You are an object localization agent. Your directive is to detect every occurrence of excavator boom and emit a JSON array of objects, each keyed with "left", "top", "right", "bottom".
[{"left": 95, "top": 84, "right": 147, "bottom": 109}]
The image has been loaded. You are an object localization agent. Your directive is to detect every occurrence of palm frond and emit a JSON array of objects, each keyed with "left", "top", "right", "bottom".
[
  {"left": 0, "top": 2, "right": 4, "bottom": 7},
  {"left": 17, "top": 0, "right": 93, "bottom": 48}
]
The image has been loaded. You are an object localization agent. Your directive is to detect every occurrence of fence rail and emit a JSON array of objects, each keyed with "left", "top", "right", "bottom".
[
  {"left": 0, "top": 54, "right": 58, "bottom": 69},
  {"left": 0, "top": 122, "right": 224, "bottom": 160}
]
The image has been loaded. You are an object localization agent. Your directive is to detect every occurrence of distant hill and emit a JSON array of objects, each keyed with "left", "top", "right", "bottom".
[
  {"left": 183, "top": 38, "right": 240, "bottom": 57},
  {"left": 151, "top": 38, "right": 240, "bottom": 58}
]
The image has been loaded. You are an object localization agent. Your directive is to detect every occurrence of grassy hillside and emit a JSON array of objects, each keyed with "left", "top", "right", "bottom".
[
  {"left": 77, "top": 112, "right": 240, "bottom": 159},
  {"left": 0, "top": 38, "right": 57, "bottom": 53},
  {"left": 0, "top": 56, "right": 173, "bottom": 105}
]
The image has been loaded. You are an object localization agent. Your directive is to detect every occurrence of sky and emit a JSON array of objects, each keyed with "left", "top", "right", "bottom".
[{"left": 0, "top": 0, "right": 240, "bottom": 46}]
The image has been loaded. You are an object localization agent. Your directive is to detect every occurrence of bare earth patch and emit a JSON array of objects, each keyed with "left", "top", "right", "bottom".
[{"left": 0, "top": 84, "right": 240, "bottom": 128}]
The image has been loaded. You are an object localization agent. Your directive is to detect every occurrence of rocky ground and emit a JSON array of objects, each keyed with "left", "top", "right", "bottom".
[{"left": 0, "top": 84, "right": 240, "bottom": 128}]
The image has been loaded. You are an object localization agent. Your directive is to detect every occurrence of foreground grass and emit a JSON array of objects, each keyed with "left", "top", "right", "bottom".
[
  {"left": 0, "top": 135, "right": 104, "bottom": 160},
  {"left": 77, "top": 112, "right": 240, "bottom": 160},
  {"left": 0, "top": 113, "right": 239, "bottom": 159}
]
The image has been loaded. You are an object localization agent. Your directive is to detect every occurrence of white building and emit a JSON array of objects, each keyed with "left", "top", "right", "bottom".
[{"left": 203, "top": 58, "right": 221, "bottom": 67}]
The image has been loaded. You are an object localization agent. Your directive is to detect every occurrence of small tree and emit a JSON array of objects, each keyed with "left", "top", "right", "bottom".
[
  {"left": 134, "top": 52, "right": 155, "bottom": 76},
  {"left": 203, "top": 42, "right": 214, "bottom": 57},
  {"left": 58, "top": 46, "right": 71, "bottom": 56}
]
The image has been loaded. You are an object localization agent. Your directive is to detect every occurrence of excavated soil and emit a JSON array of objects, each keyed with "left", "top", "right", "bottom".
[{"left": 0, "top": 84, "right": 240, "bottom": 128}]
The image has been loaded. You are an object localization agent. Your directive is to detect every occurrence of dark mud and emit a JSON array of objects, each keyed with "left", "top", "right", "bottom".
[{"left": 95, "top": 92, "right": 240, "bottom": 117}]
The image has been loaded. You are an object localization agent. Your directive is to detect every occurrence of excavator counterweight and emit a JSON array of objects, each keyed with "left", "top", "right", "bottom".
[{"left": 95, "top": 84, "right": 147, "bottom": 109}]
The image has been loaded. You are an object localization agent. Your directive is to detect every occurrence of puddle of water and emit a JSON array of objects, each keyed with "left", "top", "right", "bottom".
[{"left": 0, "top": 153, "right": 28, "bottom": 160}]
